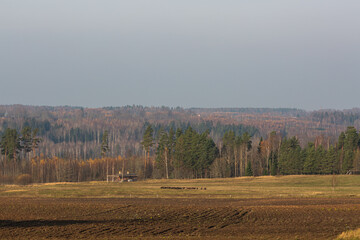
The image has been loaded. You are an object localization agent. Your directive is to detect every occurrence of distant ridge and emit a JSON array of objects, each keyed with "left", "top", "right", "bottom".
[{"left": 189, "top": 107, "right": 306, "bottom": 116}]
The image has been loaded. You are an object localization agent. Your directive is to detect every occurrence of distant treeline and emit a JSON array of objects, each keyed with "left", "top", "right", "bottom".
[
  {"left": 151, "top": 121, "right": 258, "bottom": 143},
  {"left": 1, "top": 105, "right": 360, "bottom": 183},
  {"left": 0, "top": 115, "right": 257, "bottom": 158},
  {"left": 1, "top": 123, "right": 360, "bottom": 183},
  {"left": 151, "top": 126, "right": 360, "bottom": 179},
  {"left": 190, "top": 107, "right": 306, "bottom": 116},
  {"left": 310, "top": 110, "right": 360, "bottom": 125}
]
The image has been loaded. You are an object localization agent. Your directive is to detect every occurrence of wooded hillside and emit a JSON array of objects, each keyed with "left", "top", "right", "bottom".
[{"left": 1, "top": 105, "right": 360, "bottom": 183}]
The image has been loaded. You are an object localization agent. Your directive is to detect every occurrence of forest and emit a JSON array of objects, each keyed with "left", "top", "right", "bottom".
[{"left": 1, "top": 105, "right": 360, "bottom": 183}]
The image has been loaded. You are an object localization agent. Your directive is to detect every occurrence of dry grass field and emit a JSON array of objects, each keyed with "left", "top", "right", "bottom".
[
  {"left": 1, "top": 175, "right": 360, "bottom": 239},
  {"left": 1, "top": 175, "right": 360, "bottom": 199}
]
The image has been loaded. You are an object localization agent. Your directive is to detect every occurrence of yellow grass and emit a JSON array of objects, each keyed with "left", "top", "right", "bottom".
[
  {"left": 4, "top": 189, "right": 26, "bottom": 193},
  {"left": 337, "top": 228, "right": 360, "bottom": 240},
  {"left": 0, "top": 175, "right": 360, "bottom": 199}
]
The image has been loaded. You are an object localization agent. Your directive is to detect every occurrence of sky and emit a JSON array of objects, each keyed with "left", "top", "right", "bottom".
[{"left": 1, "top": 1, "right": 360, "bottom": 110}]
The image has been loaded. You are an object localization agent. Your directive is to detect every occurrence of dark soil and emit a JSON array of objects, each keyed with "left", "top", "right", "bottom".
[{"left": 1, "top": 197, "right": 360, "bottom": 239}]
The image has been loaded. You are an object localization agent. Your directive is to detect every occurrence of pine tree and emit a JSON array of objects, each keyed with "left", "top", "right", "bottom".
[
  {"left": 101, "top": 130, "right": 109, "bottom": 157},
  {"left": 270, "top": 151, "right": 278, "bottom": 176},
  {"left": 0, "top": 128, "right": 21, "bottom": 161},
  {"left": 278, "top": 137, "right": 303, "bottom": 175},
  {"left": 245, "top": 161, "right": 253, "bottom": 176},
  {"left": 20, "top": 126, "right": 33, "bottom": 161},
  {"left": 155, "top": 128, "right": 169, "bottom": 178},
  {"left": 222, "top": 131, "right": 235, "bottom": 176},
  {"left": 303, "top": 143, "right": 316, "bottom": 174},
  {"left": 30, "top": 128, "right": 41, "bottom": 159},
  {"left": 101, "top": 130, "right": 110, "bottom": 181},
  {"left": 171, "top": 126, "right": 218, "bottom": 178},
  {"left": 0, "top": 128, "right": 21, "bottom": 176},
  {"left": 141, "top": 125, "right": 154, "bottom": 177},
  {"left": 342, "top": 127, "right": 358, "bottom": 173},
  {"left": 338, "top": 132, "right": 346, "bottom": 150},
  {"left": 198, "top": 132, "right": 218, "bottom": 178},
  {"left": 324, "top": 146, "right": 338, "bottom": 174},
  {"left": 240, "top": 132, "right": 252, "bottom": 176},
  {"left": 173, "top": 133, "right": 185, "bottom": 178}
]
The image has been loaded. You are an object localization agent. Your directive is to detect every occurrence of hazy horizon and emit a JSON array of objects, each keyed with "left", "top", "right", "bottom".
[
  {"left": 1, "top": 1, "right": 360, "bottom": 110},
  {"left": 3, "top": 103, "right": 360, "bottom": 113}
]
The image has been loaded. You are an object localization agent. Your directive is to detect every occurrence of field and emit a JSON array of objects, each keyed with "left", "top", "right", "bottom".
[{"left": 1, "top": 175, "right": 360, "bottom": 239}]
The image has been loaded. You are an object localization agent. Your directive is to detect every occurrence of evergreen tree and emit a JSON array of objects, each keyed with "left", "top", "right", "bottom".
[
  {"left": 198, "top": 131, "right": 218, "bottom": 177},
  {"left": 338, "top": 132, "right": 345, "bottom": 150},
  {"left": 342, "top": 126, "right": 358, "bottom": 173},
  {"left": 257, "top": 137, "right": 263, "bottom": 154},
  {"left": 0, "top": 128, "right": 21, "bottom": 161},
  {"left": 101, "top": 130, "right": 110, "bottom": 181},
  {"left": 222, "top": 131, "right": 235, "bottom": 176},
  {"left": 175, "top": 128, "right": 183, "bottom": 139},
  {"left": 173, "top": 133, "right": 185, "bottom": 177},
  {"left": 270, "top": 151, "right": 278, "bottom": 176},
  {"left": 239, "top": 132, "right": 252, "bottom": 176},
  {"left": 101, "top": 130, "right": 109, "bottom": 157},
  {"left": 141, "top": 125, "right": 154, "bottom": 177},
  {"left": 245, "top": 161, "right": 253, "bottom": 176},
  {"left": 20, "top": 126, "right": 33, "bottom": 157},
  {"left": 278, "top": 137, "right": 303, "bottom": 175},
  {"left": 303, "top": 143, "right": 317, "bottom": 174},
  {"left": 315, "top": 145, "right": 326, "bottom": 174},
  {"left": 323, "top": 146, "right": 338, "bottom": 174},
  {"left": 30, "top": 128, "right": 41, "bottom": 158},
  {"left": 155, "top": 128, "right": 170, "bottom": 178},
  {"left": 171, "top": 126, "right": 218, "bottom": 178},
  {"left": 242, "top": 132, "right": 252, "bottom": 151},
  {"left": 338, "top": 131, "right": 346, "bottom": 171}
]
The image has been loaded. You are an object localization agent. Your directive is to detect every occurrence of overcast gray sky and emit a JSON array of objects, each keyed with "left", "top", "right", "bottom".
[{"left": 1, "top": 1, "right": 359, "bottom": 110}]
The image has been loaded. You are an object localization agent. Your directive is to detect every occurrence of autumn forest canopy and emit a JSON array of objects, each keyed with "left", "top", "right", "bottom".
[{"left": 1, "top": 105, "right": 360, "bottom": 184}]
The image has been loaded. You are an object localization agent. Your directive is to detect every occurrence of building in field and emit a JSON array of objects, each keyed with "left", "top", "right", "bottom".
[{"left": 118, "top": 171, "right": 138, "bottom": 182}]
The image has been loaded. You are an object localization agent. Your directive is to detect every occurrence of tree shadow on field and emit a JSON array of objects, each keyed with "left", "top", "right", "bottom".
[{"left": 0, "top": 219, "right": 100, "bottom": 228}]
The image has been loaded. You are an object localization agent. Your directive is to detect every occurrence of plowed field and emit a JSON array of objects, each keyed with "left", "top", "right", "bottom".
[{"left": 1, "top": 197, "right": 360, "bottom": 239}]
